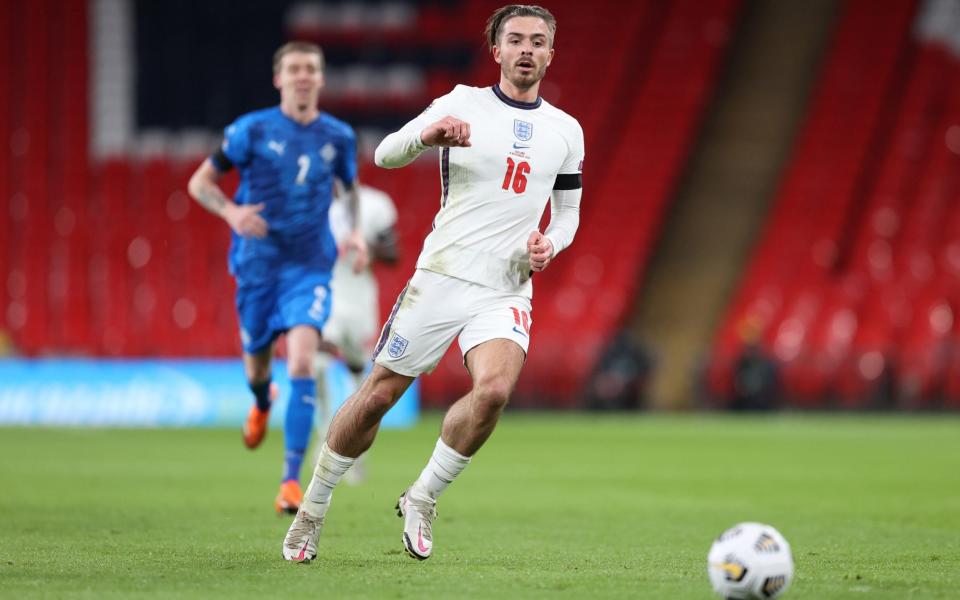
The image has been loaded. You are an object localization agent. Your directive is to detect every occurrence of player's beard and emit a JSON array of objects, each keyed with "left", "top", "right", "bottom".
[{"left": 506, "top": 60, "right": 546, "bottom": 92}]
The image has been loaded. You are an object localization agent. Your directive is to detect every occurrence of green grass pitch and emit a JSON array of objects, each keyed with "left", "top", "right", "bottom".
[{"left": 1, "top": 414, "right": 957, "bottom": 599}]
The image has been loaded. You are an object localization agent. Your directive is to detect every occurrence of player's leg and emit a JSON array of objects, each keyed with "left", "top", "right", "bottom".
[
  {"left": 311, "top": 304, "right": 350, "bottom": 459},
  {"left": 236, "top": 282, "right": 281, "bottom": 449},
  {"left": 336, "top": 298, "right": 375, "bottom": 398},
  {"left": 442, "top": 339, "right": 525, "bottom": 454},
  {"left": 312, "top": 343, "right": 337, "bottom": 448},
  {"left": 312, "top": 343, "right": 370, "bottom": 484},
  {"left": 307, "top": 365, "right": 412, "bottom": 515},
  {"left": 273, "top": 273, "right": 333, "bottom": 513},
  {"left": 241, "top": 347, "right": 278, "bottom": 449},
  {"left": 283, "top": 364, "right": 413, "bottom": 561},
  {"left": 324, "top": 364, "right": 413, "bottom": 456},
  {"left": 398, "top": 340, "right": 525, "bottom": 560},
  {"left": 441, "top": 299, "right": 531, "bottom": 456},
  {"left": 343, "top": 356, "right": 368, "bottom": 398},
  {"left": 324, "top": 270, "right": 460, "bottom": 459},
  {"left": 243, "top": 349, "right": 273, "bottom": 398},
  {"left": 335, "top": 317, "right": 376, "bottom": 484},
  {"left": 340, "top": 360, "right": 369, "bottom": 484},
  {"left": 284, "top": 270, "right": 462, "bottom": 562},
  {"left": 398, "top": 294, "right": 531, "bottom": 560},
  {"left": 275, "top": 324, "right": 322, "bottom": 514}
]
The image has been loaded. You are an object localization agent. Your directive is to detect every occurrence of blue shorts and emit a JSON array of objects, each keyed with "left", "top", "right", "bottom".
[{"left": 235, "top": 269, "right": 332, "bottom": 354}]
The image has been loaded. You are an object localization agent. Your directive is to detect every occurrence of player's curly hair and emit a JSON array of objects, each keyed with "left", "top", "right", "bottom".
[
  {"left": 272, "top": 41, "right": 325, "bottom": 74},
  {"left": 484, "top": 5, "right": 557, "bottom": 52}
]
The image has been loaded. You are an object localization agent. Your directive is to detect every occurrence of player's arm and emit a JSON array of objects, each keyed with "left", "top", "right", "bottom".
[
  {"left": 528, "top": 176, "right": 582, "bottom": 272},
  {"left": 339, "top": 180, "right": 370, "bottom": 273},
  {"left": 375, "top": 88, "right": 470, "bottom": 169},
  {"left": 187, "top": 157, "right": 267, "bottom": 239},
  {"left": 530, "top": 122, "right": 585, "bottom": 272},
  {"left": 543, "top": 176, "right": 582, "bottom": 255},
  {"left": 375, "top": 116, "right": 471, "bottom": 169}
]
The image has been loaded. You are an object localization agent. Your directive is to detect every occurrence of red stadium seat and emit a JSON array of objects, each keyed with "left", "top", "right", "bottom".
[{"left": 708, "top": 0, "right": 936, "bottom": 408}]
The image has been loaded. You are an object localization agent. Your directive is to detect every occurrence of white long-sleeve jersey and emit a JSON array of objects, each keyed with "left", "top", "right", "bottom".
[
  {"left": 375, "top": 84, "right": 584, "bottom": 298},
  {"left": 327, "top": 184, "right": 397, "bottom": 306}
]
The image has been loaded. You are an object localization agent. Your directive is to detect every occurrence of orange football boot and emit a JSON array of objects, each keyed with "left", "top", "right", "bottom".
[
  {"left": 275, "top": 480, "right": 303, "bottom": 514},
  {"left": 242, "top": 382, "right": 278, "bottom": 449}
]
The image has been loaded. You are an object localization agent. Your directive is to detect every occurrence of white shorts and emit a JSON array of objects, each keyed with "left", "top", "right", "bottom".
[
  {"left": 373, "top": 269, "right": 533, "bottom": 377},
  {"left": 323, "top": 279, "right": 379, "bottom": 368}
]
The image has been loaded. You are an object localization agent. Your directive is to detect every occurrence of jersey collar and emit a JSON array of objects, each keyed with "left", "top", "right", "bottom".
[
  {"left": 491, "top": 84, "right": 542, "bottom": 110},
  {"left": 276, "top": 105, "right": 323, "bottom": 128}
]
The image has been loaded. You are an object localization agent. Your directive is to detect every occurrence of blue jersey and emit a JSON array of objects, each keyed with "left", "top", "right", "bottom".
[{"left": 211, "top": 107, "right": 357, "bottom": 286}]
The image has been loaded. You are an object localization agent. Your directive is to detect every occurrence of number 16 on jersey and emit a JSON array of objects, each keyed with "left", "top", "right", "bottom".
[{"left": 502, "top": 157, "right": 530, "bottom": 194}]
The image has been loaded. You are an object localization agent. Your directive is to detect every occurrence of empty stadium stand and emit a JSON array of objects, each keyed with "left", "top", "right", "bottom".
[
  {"left": 709, "top": 0, "right": 960, "bottom": 409},
  {"left": 1, "top": 0, "right": 740, "bottom": 408}
]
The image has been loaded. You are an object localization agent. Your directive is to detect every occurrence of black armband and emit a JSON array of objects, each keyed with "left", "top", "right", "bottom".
[
  {"left": 553, "top": 173, "right": 582, "bottom": 190},
  {"left": 210, "top": 146, "right": 234, "bottom": 172}
]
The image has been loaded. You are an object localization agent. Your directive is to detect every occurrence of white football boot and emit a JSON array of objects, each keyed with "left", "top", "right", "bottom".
[
  {"left": 396, "top": 489, "right": 437, "bottom": 560},
  {"left": 282, "top": 509, "right": 324, "bottom": 563}
]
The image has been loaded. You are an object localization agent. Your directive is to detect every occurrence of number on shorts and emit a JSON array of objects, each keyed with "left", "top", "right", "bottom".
[
  {"left": 511, "top": 307, "right": 531, "bottom": 335},
  {"left": 308, "top": 286, "right": 327, "bottom": 320}
]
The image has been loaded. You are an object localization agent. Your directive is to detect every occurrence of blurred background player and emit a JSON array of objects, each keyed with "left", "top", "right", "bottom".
[
  {"left": 314, "top": 181, "right": 399, "bottom": 484},
  {"left": 187, "top": 41, "right": 367, "bottom": 514}
]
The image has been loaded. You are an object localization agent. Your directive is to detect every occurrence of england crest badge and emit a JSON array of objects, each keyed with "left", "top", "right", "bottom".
[
  {"left": 388, "top": 333, "right": 409, "bottom": 358},
  {"left": 513, "top": 119, "right": 533, "bottom": 142}
]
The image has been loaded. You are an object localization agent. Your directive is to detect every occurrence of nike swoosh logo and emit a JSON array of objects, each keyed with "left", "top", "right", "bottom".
[
  {"left": 295, "top": 541, "right": 308, "bottom": 561},
  {"left": 512, "top": 326, "right": 529, "bottom": 338},
  {"left": 417, "top": 525, "right": 430, "bottom": 554},
  {"left": 512, "top": 143, "right": 531, "bottom": 149}
]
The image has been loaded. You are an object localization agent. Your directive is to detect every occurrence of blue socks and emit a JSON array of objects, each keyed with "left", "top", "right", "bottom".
[
  {"left": 283, "top": 377, "right": 316, "bottom": 483},
  {"left": 249, "top": 379, "right": 273, "bottom": 412},
  {"left": 283, "top": 450, "right": 305, "bottom": 485}
]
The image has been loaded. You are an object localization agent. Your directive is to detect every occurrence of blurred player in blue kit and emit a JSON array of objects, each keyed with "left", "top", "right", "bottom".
[{"left": 187, "top": 41, "right": 367, "bottom": 513}]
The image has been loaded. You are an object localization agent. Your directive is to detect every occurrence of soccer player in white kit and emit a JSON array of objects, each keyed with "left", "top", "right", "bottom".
[
  {"left": 314, "top": 183, "right": 398, "bottom": 482},
  {"left": 283, "top": 4, "right": 584, "bottom": 563}
]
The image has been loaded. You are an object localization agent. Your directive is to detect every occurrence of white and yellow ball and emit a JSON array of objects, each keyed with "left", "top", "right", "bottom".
[{"left": 707, "top": 522, "right": 794, "bottom": 599}]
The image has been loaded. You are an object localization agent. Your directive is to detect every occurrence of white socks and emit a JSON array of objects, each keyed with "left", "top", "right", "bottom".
[
  {"left": 303, "top": 438, "right": 469, "bottom": 517},
  {"left": 410, "top": 438, "right": 471, "bottom": 501},
  {"left": 302, "top": 443, "right": 355, "bottom": 517}
]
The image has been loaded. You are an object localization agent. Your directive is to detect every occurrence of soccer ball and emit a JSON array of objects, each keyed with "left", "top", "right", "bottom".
[{"left": 707, "top": 522, "right": 794, "bottom": 599}]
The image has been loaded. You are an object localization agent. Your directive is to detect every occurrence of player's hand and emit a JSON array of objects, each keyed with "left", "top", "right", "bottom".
[
  {"left": 420, "top": 116, "right": 472, "bottom": 148},
  {"left": 343, "top": 229, "right": 370, "bottom": 274},
  {"left": 223, "top": 202, "right": 268, "bottom": 238},
  {"left": 527, "top": 231, "right": 554, "bottom": 272}
]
